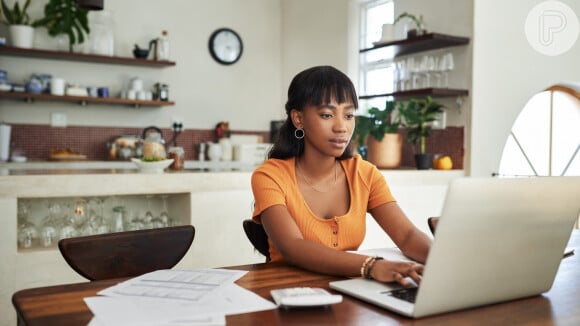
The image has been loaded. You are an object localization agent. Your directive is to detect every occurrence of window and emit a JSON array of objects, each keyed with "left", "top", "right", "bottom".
[
  {"left": 498, "top": 85, "right": 580, "bottom": 176},
  {"left": 359, "top": 0, "right": 394, "bottom": 111}
]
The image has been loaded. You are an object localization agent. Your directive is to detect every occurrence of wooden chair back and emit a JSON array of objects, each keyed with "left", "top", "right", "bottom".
[
  {"left": 58, "top": 225, "right": 195, "bottom": 281},
  {"left": 428, "top": 216, "right": 439, "bottom": 235},
  {"left": 243, "top": 219, "right": 270, "bottom": 262}
]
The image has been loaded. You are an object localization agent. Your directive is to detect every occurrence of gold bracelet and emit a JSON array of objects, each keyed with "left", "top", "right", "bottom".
[
  {"left": 365, "top": 256, "right": 384, "bottom": 279},
  {"left": 360, "top": 256, "right": 374, "bottom": 278}
]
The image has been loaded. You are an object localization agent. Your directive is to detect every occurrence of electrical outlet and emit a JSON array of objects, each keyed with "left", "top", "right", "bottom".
[
  {"left": 51, "top": 112, "right": 67, "bottom": 127},
  {"left": 171, "top": 116, "right": 183, "bottom": 127}
]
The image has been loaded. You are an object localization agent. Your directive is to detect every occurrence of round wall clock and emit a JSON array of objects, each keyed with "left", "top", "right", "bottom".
[{"left": 208, "top": 28, "right": 243, "bottom": 65}]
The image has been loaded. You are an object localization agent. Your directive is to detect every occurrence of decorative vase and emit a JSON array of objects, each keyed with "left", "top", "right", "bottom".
[
  {"left": 380, "top": 23, "right": 395, "bottom": 43},
  {"left": 366, "top": 133, "right": 403, "bottom": 169},
  {"left": 9, "top": 25, "right": 34, "bottom": 48},
  {"left": 414, "top": 153, "right": 434, "bottom": 170}
]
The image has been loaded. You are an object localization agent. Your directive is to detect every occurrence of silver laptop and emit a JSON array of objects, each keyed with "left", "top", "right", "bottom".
[{"left": 330, "top": 176, "right": 580, "bottom": 318}]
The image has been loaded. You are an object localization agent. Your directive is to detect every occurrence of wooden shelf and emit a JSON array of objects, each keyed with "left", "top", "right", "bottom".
[
  {"left": 0, "top": 46, "right": 176, "bottom": 67},
  {"left": 360, "top": 33, "right": 470, "bottom": 59},
  {"left": 359, "top": 88, "right": 469, "bottom": 100},
  {"left": 0, "top": 92, "right": 174, "bottom": 108}
]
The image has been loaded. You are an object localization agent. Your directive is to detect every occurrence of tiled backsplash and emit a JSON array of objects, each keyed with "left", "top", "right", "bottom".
[{"left": 8, "top": 124, "right": 463, "bottom": 169}]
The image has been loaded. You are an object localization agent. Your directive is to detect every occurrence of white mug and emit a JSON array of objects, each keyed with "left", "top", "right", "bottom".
[
  {"left": 130, "top": 78, "right": 143, "bottom": 91},
  {"left": 137, "top": 90, "right": 147, "bottom": 101},
  {"left": 127, "top": 89, "right": 136, "bottom": 100},
  {"left": 51, "top": 78, "right": 65, "bottom": 96}
]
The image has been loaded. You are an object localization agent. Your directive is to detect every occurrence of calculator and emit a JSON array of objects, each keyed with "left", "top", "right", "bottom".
[{"left": 270, "top": 287, "right": 343, "bottom": 308}]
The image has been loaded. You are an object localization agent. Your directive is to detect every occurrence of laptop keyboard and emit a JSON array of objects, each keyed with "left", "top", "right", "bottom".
[{"left": 383, "top": 287, "right": 418, "bottom": 303}]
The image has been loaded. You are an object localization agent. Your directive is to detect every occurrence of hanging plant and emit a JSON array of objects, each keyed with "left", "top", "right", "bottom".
[{"left": 32, "top": 0, "right": 90, "bottom": 52}]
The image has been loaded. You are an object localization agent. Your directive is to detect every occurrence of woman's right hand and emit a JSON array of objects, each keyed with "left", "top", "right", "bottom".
[{"left": 369, "top": 260, "right": 424, "bottom": 286}]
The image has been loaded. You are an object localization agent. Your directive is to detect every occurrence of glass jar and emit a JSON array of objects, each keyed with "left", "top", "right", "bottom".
[{"left": 168, "top": 146, "right": 184, "bottom": 170}]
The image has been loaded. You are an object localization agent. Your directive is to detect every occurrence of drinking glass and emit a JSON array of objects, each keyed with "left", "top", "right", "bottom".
[
  {"left": 72, "top": 198, "right": 88, "bottom": 229},
  {"left": 40, "top": 200, "right": 61, "bottom": 247},
  {"left": 40, "top": 215, "right": 58, "bottom": 247},
  {"left": 17, "top": 201, "right": 39, "bottom": 249},
  {"left": 142, "top": 195, "right": 155, "bottom": 229},
  {"left": 440, "top": 53, "right": 455, "bottom": 87},
  {"left": 159, "top": 195, "right": 172, "bottom": 227},
  {"left": 90, "top": 197, "right": 110, "bottom": 234},
  {"left": 111, "top": 205, "right": 125, "bottom": 232},
  {"left": 59, "top": 215, "right": 78, "bottom": 240},
  {"left": 126, "top": 208, "right": 144, "bottom": 231},
  {"left": 149, "top": 195, "right": 164, "bottom": 228}
]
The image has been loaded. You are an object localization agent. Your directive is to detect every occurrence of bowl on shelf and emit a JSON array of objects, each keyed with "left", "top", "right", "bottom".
[
  {"left": 133, "top": 45, "right": 150, "bottom": 59},
  {"left": 131, "top": 158, "right": 174, "bottom": 173}
]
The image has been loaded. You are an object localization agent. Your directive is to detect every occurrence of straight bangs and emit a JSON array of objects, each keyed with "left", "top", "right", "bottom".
[{"left": 308, "top": 75, "right": 359, "bottom": 109}]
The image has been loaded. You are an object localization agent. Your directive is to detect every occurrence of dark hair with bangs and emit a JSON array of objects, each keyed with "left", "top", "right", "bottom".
[{"left": 269, "top": 66, "right": 359, "bottom": 160}]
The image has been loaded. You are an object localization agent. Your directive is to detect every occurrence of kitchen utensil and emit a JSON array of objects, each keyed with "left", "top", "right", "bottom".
[
  {"left": 132, "top": 44, "right": 150, "bottom": 59},
  {"left": 50, "top": 78, "right": 65, "bottom": 95},
  {"left": 142, "top": 126, "right": 166, "bottom": 159}
]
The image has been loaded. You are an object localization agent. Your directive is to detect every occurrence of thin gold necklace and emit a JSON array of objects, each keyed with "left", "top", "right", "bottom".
[{"left": 296, "top": 159, "right": 338, "bottom": 193}]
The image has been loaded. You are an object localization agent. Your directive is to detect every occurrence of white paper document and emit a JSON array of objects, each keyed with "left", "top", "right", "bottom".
[
  {"left": 85, "top": 269, "right": 277, "bottom": 326},
  {"left": 353, "top": 247, "right": 415, "bottom": 263}
]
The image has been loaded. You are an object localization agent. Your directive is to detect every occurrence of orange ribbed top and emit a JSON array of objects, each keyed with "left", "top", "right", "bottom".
[{"left": 251, "top": 155, "right": 395, "bottom": 262}]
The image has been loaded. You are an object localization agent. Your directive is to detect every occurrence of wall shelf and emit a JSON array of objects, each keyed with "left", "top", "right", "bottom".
[
  {"left": 0, "top": 92, "right": 174, "bottom": 108},
  {"left": 360, "top": 33, "right": 470, "bottom": 59},
  {"left": 359, "top": 88, "right": 469, "bottom": 100},
  {"left": 0, "top": 45, "right": 176, "bottom": 67}
]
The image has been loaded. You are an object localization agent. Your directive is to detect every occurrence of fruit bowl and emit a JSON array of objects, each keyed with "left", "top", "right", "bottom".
[{"left": 131, "top": 158, "right": 173, "bottom": 173}]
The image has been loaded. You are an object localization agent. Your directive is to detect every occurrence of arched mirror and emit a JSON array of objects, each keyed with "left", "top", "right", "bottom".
[{"left": 498, "top": 82, "right": 580, "bottom": 177}]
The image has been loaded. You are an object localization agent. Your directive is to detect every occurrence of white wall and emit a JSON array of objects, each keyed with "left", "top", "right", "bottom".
[
  {"left": 471, "top": 0, "right": 580, "bottom": 176},
  {"left": 280, "top": 0, "right": 353, "bottom": 95}
]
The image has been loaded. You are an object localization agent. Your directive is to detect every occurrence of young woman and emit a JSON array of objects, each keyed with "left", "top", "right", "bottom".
[{"left": 251, "top": 66, "right": 431, "bottom": 285}]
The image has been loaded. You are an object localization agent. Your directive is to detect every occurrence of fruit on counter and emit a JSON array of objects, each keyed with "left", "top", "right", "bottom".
[{"left": 433, "top": 155, "right": 453, "bottom": 170}]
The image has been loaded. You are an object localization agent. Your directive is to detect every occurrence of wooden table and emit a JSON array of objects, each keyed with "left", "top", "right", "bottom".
[{"left": 13, "top": 231, "right": 579, "bottom": 325}]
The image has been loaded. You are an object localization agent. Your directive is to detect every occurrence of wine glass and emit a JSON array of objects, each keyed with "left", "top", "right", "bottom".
[
  {"left": 72, "top": 198, "right": 88, "bottom": 229},
  {"left": 440, "top": 53, "right": 455, "bottom": 87},
  {"left": 40, "top": 215, "right": 58, "bottom": 247},
  {"left": 142, "top": 195, "right": 155, "bottom": 229},
  {"left": 17, "top": 201, "right": 39, "bottom": 249},
  {"left": 426, "top": 55, "right": 439, "bottom": 87},
  {"left": 126, "top": 208, "right": 144, "bottom": 231},
  {"left": 91, "top": 197, "right": 110, "bottom": 234},
  {"left": 59, "top": 214, "right": 78, "bottom": 240},
  {"left": 159, "top": 195, "right": 172, "bottom": 227}
]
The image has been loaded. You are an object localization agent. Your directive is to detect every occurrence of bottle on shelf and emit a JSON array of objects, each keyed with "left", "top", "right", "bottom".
[{"left": 156, "top": 30, "right": 170, "bottom": 61}]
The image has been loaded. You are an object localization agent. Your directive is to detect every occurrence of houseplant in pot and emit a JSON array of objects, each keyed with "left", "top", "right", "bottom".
[
  {"left": 354, "top": 100, "right": 403, "bottom": 169},
  {"left": 394, "top": 12, "right": 426, "bottom": 38},
  {"left": 0, "top": 0, "right": 35, "bottom": 48},
  {"left": 399, "top": 96, "right": 444, "bottom": 169},
  {"left": 32, "top": 0, "right": 90, "bottom": 52}
]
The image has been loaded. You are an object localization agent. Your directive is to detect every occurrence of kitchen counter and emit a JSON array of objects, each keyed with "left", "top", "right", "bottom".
[
  {"left": 0, "top": 167, "right": 463, "bottom": 326},
  {"left": 0, "top": 160, "right": 258, "bottom": 175}
]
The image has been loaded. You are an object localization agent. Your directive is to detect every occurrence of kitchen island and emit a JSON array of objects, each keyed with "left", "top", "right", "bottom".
[{"left": 0, "top": 164, "right": 463, "bottom": 326}]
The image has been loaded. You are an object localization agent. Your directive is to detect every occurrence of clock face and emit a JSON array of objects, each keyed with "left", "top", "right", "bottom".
[{"left": 209, "top": 28, "right": 243, "bottom": 65}]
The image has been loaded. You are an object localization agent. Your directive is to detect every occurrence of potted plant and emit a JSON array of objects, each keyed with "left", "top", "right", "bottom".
[
  {"left": 0, "top": 0, "right": 35, "bottom": 48},
  {"left": 398, "top": 96, "right": 445, "bottom": 169},
  {"left": 354, "top": 100, "right": 403, "bottom": 169},
  {"left": 394, "top": 12, "right": 426, "bottom": 38},
  {"left": 32, "top": 0, "right": 90, "bottom": 52}
]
